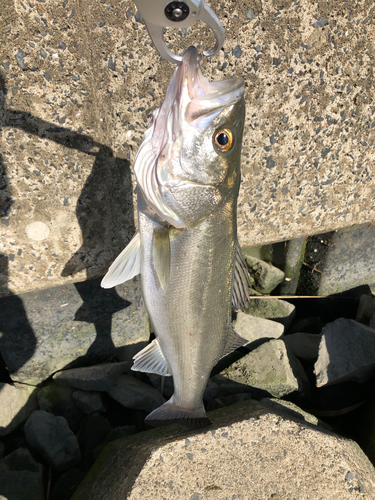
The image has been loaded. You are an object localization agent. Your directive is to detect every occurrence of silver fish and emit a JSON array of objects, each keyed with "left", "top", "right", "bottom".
[{"left": 102, "top": 46, "right": 250, "bottom": 427}]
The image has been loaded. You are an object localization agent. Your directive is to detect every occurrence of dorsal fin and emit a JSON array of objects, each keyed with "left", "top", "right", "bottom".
[
  {"left": 132, "top": 339, "right": 172, "bottom": 376},
  {"left": 232, "top": 243, "right": 251, "bottom": 310},
  {"left": 101, "top": 232, "right": 141, "bottom": 289},
  {"left": 222, "top": 324, "right": 249, "bottom": 357},
  {"left": 153, "top": 227, "right": 170, "bottom": 291}
]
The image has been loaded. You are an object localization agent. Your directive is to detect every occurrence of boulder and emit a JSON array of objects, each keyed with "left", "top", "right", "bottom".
[
  {"left": 107, "top": 375, "right": 165, "bottom": 413},
  {"left": 221, "top": 339, "right": 310, "bottom": 398},
  {"left": 233, "top": 312, "right": 284, "bottom": 344},
  {"left": 53, "top": 362, "right": 128, "bottom": 392},
  {"left": 72, "top": 390, "right": 106, "bottom": 415},
  {"left": 0, "top": 448, "right": 44, "bottom": 500},
  {"left": 356, "top": 294, "right": 375, "bottom": 325},
  {"left": 283, "top": 332, "right": 322, "bottom": 362},
  {"left": 71, "top": 400, "right": 375, "bottom": 500},
  {"left": 314, "top": 318, "right": 375, "bottom": 387},
  {"left": 24, "top": 410, "right": 81, "bottom": 470},
  {"left": 0, "top": 277, "right": 149, "bottom": 385},
  {"left": 204, "top": 374, "right": 253, "bottom": 401},
  {"left": 49, "top": 468, "right": 87, "bottom": 500},
  {"left": 78, "top": 413, "right": 112, "bottom": 470},
  {"left": 0, "top": 383, "right": 38, "bottom": 436},
  {"left": 242, "top": 298, "right": 295, "bottom": 328},
  {"left": 241, "top": 251, "right": 285, "bottom": 294}
]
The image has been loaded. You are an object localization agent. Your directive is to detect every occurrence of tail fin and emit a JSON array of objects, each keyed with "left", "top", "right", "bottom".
[{"left": 145, "top": 398, "right": 212, "bottom": 429}]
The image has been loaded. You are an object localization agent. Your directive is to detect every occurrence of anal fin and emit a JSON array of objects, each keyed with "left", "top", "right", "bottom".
[
  {"left": 101, "top": 232, "right": 141, "bottom": 289},
  {"left": 222, "top": 324, "right": 249, "bottom": 357},
  {"left": 132, "top": 338, "right": 172, "bottom": 377},
  {"left": 232, "top": 242, "right": 251, "bottom": 310},
  {"left": 153, "top": 227, "right": 170, "bottom": 291}
]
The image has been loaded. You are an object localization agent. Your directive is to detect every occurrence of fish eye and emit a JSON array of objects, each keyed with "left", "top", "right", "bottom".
[{"left": 213, "top": 128, "right": 234, "bottom": 153}]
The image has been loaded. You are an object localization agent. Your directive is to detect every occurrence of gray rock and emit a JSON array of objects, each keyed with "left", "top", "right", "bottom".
[
  {"left": 233, "top": 312, "right": 284, "bottom": 344},
  {"left": 0, "top": 277, "right": 149, "bottom": 385},
  {"left": 53, "top": 362, "right": 128, "bottom": 392},
  {"left": 0, "top": 448, "right": 44, "bottom": 500},
  {"left": 232, "top": 45, "right": 242, "bottom": 59},
  {"left": 204, "top": 374, "right": 253, "bottom": 401},
  {"left": 242, "top": 298, "right": 295, "bottom": 328},
  {"left": 72, "top": 390, "right": 106, "bottom": 414},
  {"left": 71, "top": 400, "right": 375, "bottom": 500},
  {"left": 107, "top": 375, "right": 165, "bottom": 413},
  {"left": 356, "top": 294, "right": 375, "bottom": 325},
  {"left": 283, "top": 333, "right": 322, "bottom": 362},
  {"left": 78, "top": 413, "right": 112, "bottom": 470},
  {"left": 221, "top": 339, "right": 310, "bottom": 398},
  {"left": 314, "top": 318, "right": 375, "bottom": 387},
  {"left": 0, "top": 383, "right": 38, "bottom": 436},
  {"left": 279, "top": 237, "right": 307, "bottom": 295},
  {"left": 15, "top": 49, "right": 27, "bottom": 69},
  {"left": 49, "top": 468, "right": 87, "bottom": 500},
  {"left": 0, "top": 441, "right": 4, "bottom": 459},
  {"left": 37, "top": 381, "right": 84, "bottom": 431},
  {"left": 241, "top": 251, "right": 285, "bottom": 294},
  {"left": 106, "top": 425, "right": 137, "bottom": 443},
  {"left": 370, "top": 313, "right": 375, "bottom": 330},
  {"left": 261, "top": 398, "right": 330, "bottom": 430},
  {"left": 313, "top": 18, "right": 329, "bottom": 28},
  {"left": 318, "top": 224, "right": 375, "bottom": 296},
  {"left": 246, "top": 8, "right": 255, "bottom": 20},
  {"left": 24, "top": 410, "right": 81, "bottom": 470}
]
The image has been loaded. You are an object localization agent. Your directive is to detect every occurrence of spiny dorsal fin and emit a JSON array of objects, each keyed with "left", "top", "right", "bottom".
[
  {"left": 132, "top": 339, "right": 172, "bottom": 376},
  {"left": 222, "top": 324, "right": 249, "bottom": 357},
  {"left": 101, "top": 232, "right": 141, "bottom": 289},
  {"left": 153, "top": 227, "right": 170, "bottom": 291},
  {"left": 232, "top": 243, "right": 251, "bottom": 310}
]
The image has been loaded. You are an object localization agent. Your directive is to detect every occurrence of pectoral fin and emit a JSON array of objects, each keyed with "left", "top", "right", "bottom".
[
  {"left": 222, "top": 324, "right": 248, "bottom": 357},
  {"left": 132, "top": 338, "right": 172, "bottom": 376},
  {"left": 153, "top": 227, "right": 170, "bottom": 291},
  {"left": 232, "top": 243, "right": 251, "bottom": 310},
  {"left": 101, "top": 232, "right": 141, "bottom": 289}
]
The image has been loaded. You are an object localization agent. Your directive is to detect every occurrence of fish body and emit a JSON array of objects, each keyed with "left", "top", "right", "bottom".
[{"left": 102, "top": 47, "right": 249, "bottom": 426}]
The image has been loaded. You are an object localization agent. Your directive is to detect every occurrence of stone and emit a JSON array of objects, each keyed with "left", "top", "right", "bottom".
[
  {"left": 314, "top": 318, "right": 375, "bottom": 387},
  {"left": 246, "top": 8, "right": 255, "bottom": 20},
  {"left": 37, "top": 381, "right": 84, "bottom": 431},
  {"left": 279, "top": 237, "right": 307, "bottom": 295},
  {"left": 221, "top": 339, "right": 310, "bottom": 398},
  {"left": 318, "top": 225, "right": 375, "bottom": 296},
  {"left": 356, "top": 294, "right": 375, "bottom": 325},
  {"left": 72, "top": 390, "right": 106, "bottom": 414},
  {"left": 242, "top": 298, "right": 295, "bottom": 328},
  {"left": 260, "top": 398, "right": 330, "bottom": 429},
  {"left": 106, "top": 425, "right": 138, "bottom": 443},
  {"left": 53, "top": 362, "right": 128, "bottom": 392},
  {"left": 0, "top": 277, "right": 149, "bottom": 385},
  {"left": 204, "top": 374, "right": 253, "bottom": 401},
  {"left": 0, "top": 441, "right": 4, "bottom": 459},
  {"left": 107, "top": 375, "right": 165, "bottom": 413},
  {"left": 71, "top": 400, "right": 375, "bottom": 500},
  {"left": 233, "top": 312, "right": 284, "bottom": 344},
  {"left": 78, "top": 413, "right": 112, "bottom": 470},
  {"left": 288, "top": 316, "right": 324, "bottom": 334},
  {"left": 49, "top": 468, "right": 87, "bottom": 500},
  {"left": 0, "top": 383, "right": 38, "bottom": 436},
  {"left": 241, "top": 252, "right": 285, "bottom": 293},
  {"left": 0, "top": 448, "right": 44, "bottom": 500},
  {"left": 283, "top": 332, "right": 322, "bottom": 362},
  {"left": 24, "top": 410, "right": 81, "bottom": 470}
]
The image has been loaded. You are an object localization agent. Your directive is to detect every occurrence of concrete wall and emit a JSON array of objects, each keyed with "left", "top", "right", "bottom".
[{"left": 1, "top": 0, "right": 374, "bottom": 297}]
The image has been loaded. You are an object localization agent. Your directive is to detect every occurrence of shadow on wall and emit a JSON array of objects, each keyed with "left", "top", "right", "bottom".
[{"left": 0, "top": 69, "right": 138, "bottom": 416}]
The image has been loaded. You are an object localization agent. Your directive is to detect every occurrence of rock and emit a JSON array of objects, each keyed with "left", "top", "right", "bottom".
[
  {"left": 283, "top": 333, "right": 322, "bottom": 362},
  {"left": 78, "top": 413, "right": 112, "bottom": 470},
  {"left": 221, "top": 339, "right": 310, "bottom": 398},
  {"left": 241, "top": 251, "right": 285, "bottom": 293},
  {"left": 71, "top": 400, "right": 375, "bottom": 500},
  {"left": 107, "top": 375, "right": 165, "bottom": 413},
  {"left": 233, "top": 312, "right": 284, "bottom": 344},
  {"left": 314, "top": 318, "right": 375, "bottom": 387},
  {"left": 246, "top": 8, "right": 255, "bottom": 20},
  {"left": 0, "top": 448, "right": 44, "bottom": 500},
  {"left": 49, "top": 468, "right": 87, "bottom": 500},
  {"left": 279, "top": 237, "right": 307, "bottom": 295},
  {"left": 242, "top": 298, "right": 295, "bottom": 329},
  {"left": 106, "top": 425, "right": 138, "bottom": 443},
  {"left": 288, "top": 316, "right": 324, "bottom": 334},
  {"left": 147, "top": 373, "right": 174, "bottom": 399},
  {"left": 24, "top": 410, "right": 81, "bottom": 470},
  {"left": 356, "top": 294, "right": 375, "bottom": 325},
  {"left": 318, "top": 224, "right": 375, "bottom": 296},
  {"left": 370, "top": 313, "right": 375, "bottom": 330},
  {"left": 53, "top": 362, "right": 128, "bottom": 392},
  {"left": 204, "top": 374, "right": 253, "bottom": 401},
  {"left": 0, "top": 277, "right": 150, "bottom": 385},
  {"left": 37, "top": 381, "right": 84, "bottom": 431},
  {"left": 261, "top": 398, "right": 330, "bottom": 430},
  {"left": 72, "top": 390, "right": 106, "bottom": 415},
  {"left": 0, "top": 383, "right": 38, "bottom": 436},
  {"left": 0, "top": 441, "right": 4, "bottom": 459}
]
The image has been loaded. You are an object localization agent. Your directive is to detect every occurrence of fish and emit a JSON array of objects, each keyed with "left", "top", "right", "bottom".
[{"left": 101, "top": 46, "right": 250, "bottom": 427}]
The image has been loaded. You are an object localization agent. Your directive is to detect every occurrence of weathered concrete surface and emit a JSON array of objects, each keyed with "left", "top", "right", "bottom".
[
  {"left": 318, "top": 224, "right": 375, "bottom": 295},
  {"left": 72, "top": 400, "right": 375, "bottom": 500},
  {"left": 1, "top": 0, "right": 375, "bottom": 297},
  {"left": 0, "top": 276, "right": 149, "bottom": 385}
]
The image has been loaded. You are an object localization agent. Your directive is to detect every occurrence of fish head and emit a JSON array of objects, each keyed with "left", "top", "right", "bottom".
[{"left": 135, "top": 46, "right": 245, "bottom": 228}]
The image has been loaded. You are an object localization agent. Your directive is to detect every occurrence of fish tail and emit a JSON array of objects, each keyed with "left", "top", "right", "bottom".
[{"left": 145, "top": 397, "right": 212, "bottom": 429}]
